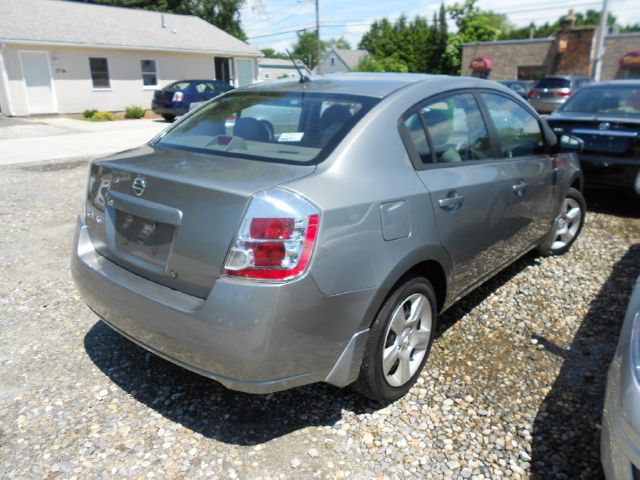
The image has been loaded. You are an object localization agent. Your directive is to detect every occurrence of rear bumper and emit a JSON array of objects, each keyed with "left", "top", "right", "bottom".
[
  {"left": 528, "top": 98, "right": 565, "bottom": 113},
  {"left": 72, "top": 217, "right": 373, "bottom": 394},
  {"left": 580, "top": 155, "right": 640, "bottom": 194},
  {"left": 151, "top": 101, "right": 188, "bottom": 116}
]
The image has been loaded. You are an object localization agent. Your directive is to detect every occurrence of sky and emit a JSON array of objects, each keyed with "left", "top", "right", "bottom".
[{"left": 241, "top": 0, "right": 640, "bottom": 53}]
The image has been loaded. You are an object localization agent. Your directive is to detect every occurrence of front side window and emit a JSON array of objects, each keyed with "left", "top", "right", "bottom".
[
  {"left": 89, "top": 57, "right": 110, "bottom": 89},
  {"left": 421, "top": 93, "right": 492, "bottom": 163},
  {"left": 141, "top": 59, "right": 158, "bottom": 87},
  {"left": 156, "top": 91, "right": 377, "bottom": 164},
  {"left": 482, "top": 93, "right": 545, "bottom": 158}
]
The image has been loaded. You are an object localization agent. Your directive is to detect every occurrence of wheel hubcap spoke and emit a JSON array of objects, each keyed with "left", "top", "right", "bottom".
[
  {"left": 382, "top": 345, "right": 400, "bottom": 374},
  {"left": 382, "top": 292, "right": 433, "bottom": 388},
  {"left": 551, "top": 197, "right": 582, "bottom": 251}
]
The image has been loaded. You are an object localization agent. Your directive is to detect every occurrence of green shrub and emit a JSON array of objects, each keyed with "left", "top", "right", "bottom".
[
  {"left": 89, "top": 111, "right": 116, "bottom": 122},
  {"left": 124, "top": 105, "right": 146, "bottom": 119},
  {"left": 83, "top": 109, "right": 98, "bottom": 119}
]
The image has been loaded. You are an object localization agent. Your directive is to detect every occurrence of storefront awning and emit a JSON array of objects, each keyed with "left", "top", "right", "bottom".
[
  {"left": 470, "top": 56, "right": 494, "bottom": 70},
  {"left": 620, "top": 51, "right": 640, "bottom": 67}
]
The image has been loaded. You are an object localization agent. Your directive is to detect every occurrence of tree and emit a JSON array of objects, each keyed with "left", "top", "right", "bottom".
[
  {"left": 358, "top": 14, "right": 438, "bottom": 74},
  {"left": 260, "top": 48, "right": 288, "bottom": 59},
  {"left": 446, "top": 0, "right": 512, "bottom": 73},
  {"left": 355, "top": 55, "right": 408, "bottom": 73},
  {"left": 88, "top": 0, "right": 247, "bottom": 39},
  {"left": 291, "top": 30, "right": 328, "bottom": 69},
  {"left": 328, "top": 37, "right": 351, "bottom": 50}
]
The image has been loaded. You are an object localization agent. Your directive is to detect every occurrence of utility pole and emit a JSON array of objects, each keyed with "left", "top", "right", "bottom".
[
  {"left": 315, "top": 0, "right": 321, "bottom": 74},
  {"left": 593, "top": 0, "right": 608, "bottom": 81}
]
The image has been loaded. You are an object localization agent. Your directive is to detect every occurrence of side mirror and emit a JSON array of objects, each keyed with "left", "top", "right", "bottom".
[{"left": 558, "top": 134, "right": 584, "bottom": 153}]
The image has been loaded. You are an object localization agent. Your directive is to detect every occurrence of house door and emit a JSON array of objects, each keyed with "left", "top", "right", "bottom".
[
  {"left": 19, "top": 51, "right": 56, "bottom": 114},
  {"left": 214, "top": 57, "right": 231, "bottom": 85},
  {"left": 236, "top": 59, "right": 254, "bottom": 87}
]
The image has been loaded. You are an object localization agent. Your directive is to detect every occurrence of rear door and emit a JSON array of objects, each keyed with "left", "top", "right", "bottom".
[
  {"left": 479, "top": 92, "right": 555, "bottom": 257},
  {"left": 402, "top": 91, "right": 514, "bottom": 297}
]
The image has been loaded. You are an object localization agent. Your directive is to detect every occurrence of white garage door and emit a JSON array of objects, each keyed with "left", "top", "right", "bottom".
[{"left": 19, "top": 51, "right": 56, "bottom": 114}]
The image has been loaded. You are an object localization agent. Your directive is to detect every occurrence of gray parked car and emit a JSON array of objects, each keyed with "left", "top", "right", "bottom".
[
  {"left": 601, "top": 275, "right": 640, "bottom": 479},
  {"left": 72, "top": 74, "right": 585, "bottom": 402},
  {"left": 528, "top": 75, "right": 594, "bottom": 114}
]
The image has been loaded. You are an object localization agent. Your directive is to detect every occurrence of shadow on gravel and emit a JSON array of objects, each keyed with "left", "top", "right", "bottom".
[
  {"left": 585, "top": 188, "right": 640, "bottom": 219},
  {"left": 83, "top": 252, "right": 540, "bottom": 445},
  {"left": 84, "top": 321, "right": 376, "bottom": 446},
  {"left": 530, "top": 243, "right": 640, "bottom": 479}
]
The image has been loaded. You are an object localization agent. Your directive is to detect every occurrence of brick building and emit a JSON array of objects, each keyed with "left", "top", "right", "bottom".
[{"left": 461, "top": 26, "right": 640, "bottom": 82}]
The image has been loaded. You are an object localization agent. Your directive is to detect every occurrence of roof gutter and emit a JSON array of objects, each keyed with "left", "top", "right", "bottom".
[{"left": 0, "top": 38, "right": 262, "bottom": 57}]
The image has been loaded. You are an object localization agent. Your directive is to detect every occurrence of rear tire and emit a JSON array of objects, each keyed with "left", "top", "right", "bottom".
[
  {"left": 352, "top": 276, "right": 437, "bottom": 403},
  {"left": 162, "top": 114, "right": 175, "bottom": 122},
  {"left": 537, "top": 187, "right": 586, "bottom": 256}
]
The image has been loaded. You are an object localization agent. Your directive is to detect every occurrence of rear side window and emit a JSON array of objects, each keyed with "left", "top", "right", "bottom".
[
  {"left": 163, "top": 81, "right": 190, "bottom": 91},
  {"left": 156, "top": 91, "right": 377, "bottom": 164},
  {"left": 421, "top": 93, "right": 492, "bottom": 163},
  {"left": 481, "top": 93, "right": 545, "bottom": 157},
  {"left": 535, "top": 78, "right": 570, "bottom": 89},
  {"left": 402, "top": 113, "right": 431, "bottom": 163}
]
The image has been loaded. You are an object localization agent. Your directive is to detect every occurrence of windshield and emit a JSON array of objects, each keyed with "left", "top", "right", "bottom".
[
  {"left": 155, "top": 91, "right": 378, "bottom": 164},
  {"left": 560, "top": 86, "right": 640, "bottom": 116},
  {"left": 535, "top": 78, "right": 570, "bottom": 89}
]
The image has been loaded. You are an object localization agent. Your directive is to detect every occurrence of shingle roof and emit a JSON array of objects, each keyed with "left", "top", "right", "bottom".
[
  {"left": 334, "top": 49, "right": 368, "bottom": 69},
  {"left": 0, "top": 0, "right": 261, "bottom": 56}
]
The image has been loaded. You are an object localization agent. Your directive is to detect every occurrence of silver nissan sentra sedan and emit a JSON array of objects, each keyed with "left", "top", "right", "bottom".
[
  {"left": 72, "top": 73, "right": 585, "bottom": 402},
  {"left": 601, "top": 276, "right": 640, "bottom": 479}
]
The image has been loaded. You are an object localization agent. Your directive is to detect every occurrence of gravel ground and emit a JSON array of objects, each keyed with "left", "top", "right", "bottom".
[{"left": 1, "top": 159, "right": 639, "bottom": 480}]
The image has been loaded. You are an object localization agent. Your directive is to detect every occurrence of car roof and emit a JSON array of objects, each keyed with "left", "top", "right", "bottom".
[
  {"left": 242, "top": 73, "right": 472, "bottom": 99},
  {"left": 581, "top": 80, "right": 640, "bottom": 88}
]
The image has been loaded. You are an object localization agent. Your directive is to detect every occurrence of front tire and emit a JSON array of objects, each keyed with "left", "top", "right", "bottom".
[
  {"left": 538, "top": 187, "right": 586, "bottom": 256},
  {"left": 352, "top": 277, "right": 437, "bottom": 403},
  {"left": 162, "top": 114, "right": 175, "bottom": 122}
]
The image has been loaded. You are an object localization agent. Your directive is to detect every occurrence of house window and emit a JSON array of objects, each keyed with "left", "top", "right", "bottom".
[
  {"left": 330, "top": 56, "right": 335, "bottom": 66},
  {"left": 141, "top": 59, "right": 158, "bottom": 87},
  {"left": 89, "top": 57, "right": 110, "bottom": 89}
]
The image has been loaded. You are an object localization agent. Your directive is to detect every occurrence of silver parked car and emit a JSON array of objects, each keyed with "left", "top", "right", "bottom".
[
  {"left": 528, "top": 75, "right": 594, "bottom": 114},
  {"left": 601, "top": 276, "right": 640, "bottom": 479},
  {"left": 72, "top": 74, "right": 585, "bottom": 402}
]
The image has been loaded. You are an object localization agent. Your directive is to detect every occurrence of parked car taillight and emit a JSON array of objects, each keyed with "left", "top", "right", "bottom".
[
  {"left": 224, "top": 188, "right": 320, "bottom": 281},
  {"left": 172, "top": 91, "right": 184, "bottom": 102},
  {"left": 555, "top": 91, "right": 572, "bottom": 97},
  {"left": 528, "top": 90, "right": 539, "bottom": 98}
]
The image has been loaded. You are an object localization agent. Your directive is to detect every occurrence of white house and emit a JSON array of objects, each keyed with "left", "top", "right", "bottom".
[
  {"left": 258, "top": 58, "right": 312, "bottom": 82},
  {"left": 0, "top": 0, "right": 262, "bottom": 116},
  {"left": 315, "top": 47, "right": 368, "bottom": 74}
]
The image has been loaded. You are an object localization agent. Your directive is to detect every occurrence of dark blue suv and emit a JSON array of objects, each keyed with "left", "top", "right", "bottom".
[{"left": 152, "top": 80, "right": 234, "bottom": 121}]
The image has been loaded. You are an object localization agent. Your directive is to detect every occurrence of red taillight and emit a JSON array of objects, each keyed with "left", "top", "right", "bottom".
[
  {"left": 224, "top": 189, "right": 320, "bottom": 282},
  {"left": 172, "top": 91, "right": 184, "bottom": 102},
  {"left": 528, "top": 90, "right": 539, "bottom": 98},
  {"left": 250, "top": 218, "right": 294, "bottom": 239},
  {"left": 555, "top": 91, "right": 572, "bottom": 97}
]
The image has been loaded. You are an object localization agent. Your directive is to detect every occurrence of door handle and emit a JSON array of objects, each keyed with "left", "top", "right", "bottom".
[
  {"left": 438, "top": 191, "right": 464, "bottom": 210},
  {"left": 512, "top": 180, "right": 528, "bottom": 196}
]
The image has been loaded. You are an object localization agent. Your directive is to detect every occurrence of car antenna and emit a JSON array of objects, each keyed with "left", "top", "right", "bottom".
[{"left": 285, "top": 49, "right": 310, "bottom": 83}]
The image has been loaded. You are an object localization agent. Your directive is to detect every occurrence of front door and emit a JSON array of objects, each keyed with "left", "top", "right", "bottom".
[
  {"left": 19, "top": 51, "right": 56, "bottom": 114},
  {"left": 479, "top": 92, "right": 555, "bottom": 257}
]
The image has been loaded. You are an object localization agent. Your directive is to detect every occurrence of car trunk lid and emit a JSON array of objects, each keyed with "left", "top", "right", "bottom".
[
  {"left": 548, "top": 116, "right": 640, "bottom": 156},
  {"left": 84, "top": 145, "right": 315, "bottom": 298}
]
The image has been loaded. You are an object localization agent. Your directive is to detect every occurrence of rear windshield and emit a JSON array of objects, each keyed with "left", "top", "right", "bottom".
[
  {"left": 163, "top": 81, "right": 191, "bottom": 91},
  {"left": 535, "top": 78, "right": 570, "bottom": 89},
  {"left": 155, "top": 91, "right": 378, "bottom": 164},
  {"left": 560, "top": 86, "right": 640, "bottom": 116}
]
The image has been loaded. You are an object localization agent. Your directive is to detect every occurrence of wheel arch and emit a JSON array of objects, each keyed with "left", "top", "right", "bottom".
[{"left": 358, "top": 246, "right": 453, "bottom": 332}]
